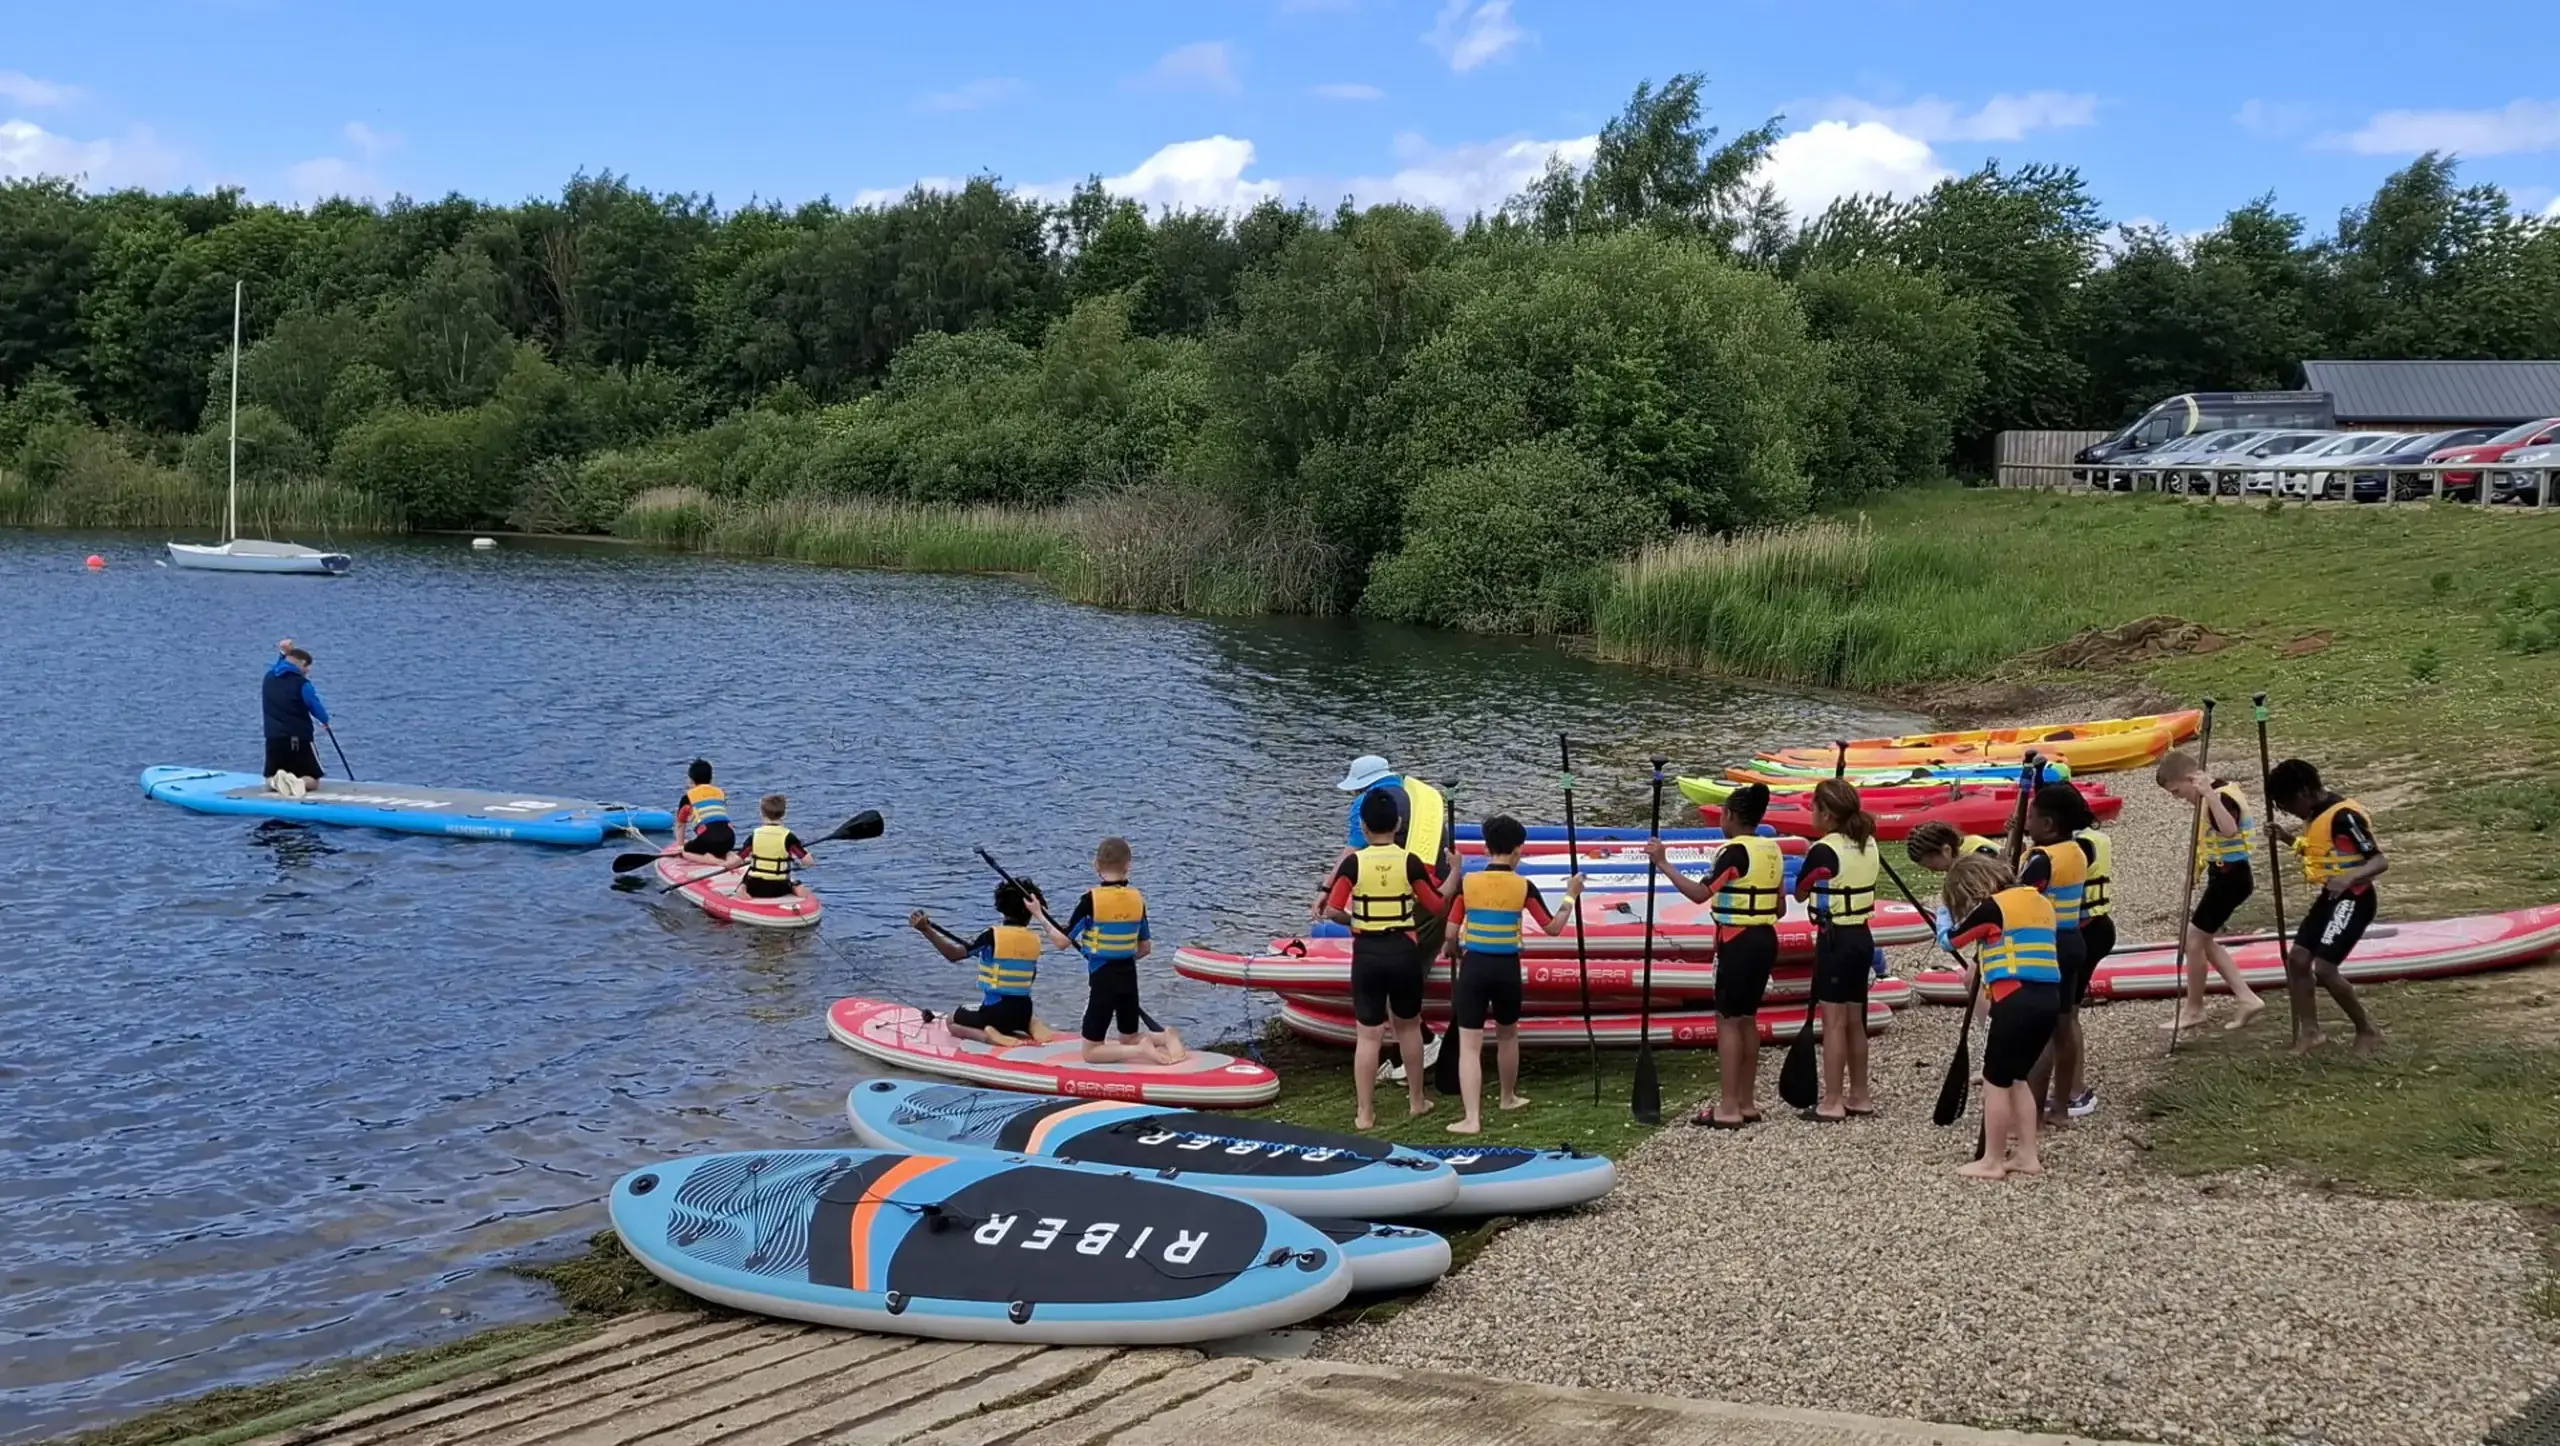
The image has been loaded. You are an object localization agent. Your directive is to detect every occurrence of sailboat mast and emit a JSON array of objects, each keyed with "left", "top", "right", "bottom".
[{"left": 226, "top": 280, "right": 242, "bottom": 545}]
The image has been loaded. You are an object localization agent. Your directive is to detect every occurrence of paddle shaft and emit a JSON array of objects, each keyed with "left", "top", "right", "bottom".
[
  {"left": 1877, "top": 851, "right": 1982, "bottom": 1128},
  {"left": 2165, "top": 701, "right": 2219, "bottom": 1056},
  {"left": 1562, "top": 735, "right": 1599, "bottom": 1104},
  {"left": 1632, "top": 758, "right": 1666, "bottom": 1125},
  {"left": 2253, "top": 694, "right": 2291, "bottom": 953},
  {"left": 322, "top": 724, "right": 355, "bottom": 782},
  {"left": 973, "top": 847, "right": 1164, "bottom": 1034}
]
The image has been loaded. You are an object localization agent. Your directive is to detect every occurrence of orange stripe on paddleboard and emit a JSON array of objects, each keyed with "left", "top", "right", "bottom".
[
  {"left": 848, "top": 1155, "right": 951, "bottom": 1292},
  {"left": 1023, "top": 1101, "right": 1126, "bottom": 1156}
]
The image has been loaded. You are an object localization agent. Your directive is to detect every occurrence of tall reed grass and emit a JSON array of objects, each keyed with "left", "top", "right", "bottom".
[
  {"left": 0, "top": 467, "right": 402, "bottom": 535},
  {"left": 617, "top": 488, "right": 1065, "bottom": 574}
]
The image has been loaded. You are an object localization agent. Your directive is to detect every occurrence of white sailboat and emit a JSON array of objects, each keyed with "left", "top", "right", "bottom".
[{"left": 166, "top": 281, "right": 352, "bottom": 576}]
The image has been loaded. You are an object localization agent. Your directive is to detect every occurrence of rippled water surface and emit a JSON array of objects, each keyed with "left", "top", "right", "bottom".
[{"left": 0, "top": 532, "right": 1916, "bottom": 1440}]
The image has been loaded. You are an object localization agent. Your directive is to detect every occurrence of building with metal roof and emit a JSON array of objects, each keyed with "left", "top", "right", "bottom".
[{"left": 2299, "top": 360, "right": 2560, "bottom": 427}]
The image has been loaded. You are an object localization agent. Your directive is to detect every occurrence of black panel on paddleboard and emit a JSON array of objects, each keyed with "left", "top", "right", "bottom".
[
  {"left": 1432, "top": 1147, "right": 1543, "bottom": 1177},
  {"left": 805, "top": 1155, "right": 920, "bottom": 1290},
  {"left": 883, "top": 1166, "right": 1272, "bottom": 1304},
  {"left": 1052, "top": 1112, "right": 1392, "bottom": 1178},
  {"left": 986, "top": 1098, "right": 1100, "bottom": 1154}
]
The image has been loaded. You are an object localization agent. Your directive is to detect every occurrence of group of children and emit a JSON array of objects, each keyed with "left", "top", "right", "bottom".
[{"left": 673, "top": 759, "right": 813, "bottom": 901}]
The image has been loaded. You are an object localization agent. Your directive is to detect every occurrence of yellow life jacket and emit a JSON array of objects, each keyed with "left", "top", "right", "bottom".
[
  {"left": 1712, "top": 835, "right": 1786, "bottom": 928},
  {"left": 2296, "top": 798, "right": 2374, "bottom": 885},
  {"left": 2076, "top": 828, "right": 2113, "bottom": 919},
  {"left": 1811, "top": 832, "right": 1879, "bottom": 927},
  {"left": 1458, "top": 867, "right": 1533, "bottom": 953},
  {"left": 1400, "top": 777, "right": 1447, "bottom": 866},
  {"left": 1351, "top": 843, "right": 1418, "bottom": 933},
  {"left": 979, "top": 924, "right": 1040, "bottom": 997},
  {"left": 2195, "top": 781, "right": 2255, "bottom": 870},
  {"left": 1079, "top": 883, "right": 1148, "bottom": 959},
  {"left": 1978, "top": 887, "right": 2062, "bottom": 985},
  {"left": 2030, "top": 839, "right": 2087, "bottom": 931},
  {"left": 745, "top": 823, "right": 795, "bottom": 883},
  {"left": 681, "top": 783, "right": 728, "bottom": 831},
  {"left": 1959, "top": 833, "right": 2000, "bottom": 859}
]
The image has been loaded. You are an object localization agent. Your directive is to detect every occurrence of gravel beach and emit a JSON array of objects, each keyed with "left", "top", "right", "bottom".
[{"left": 1320, "top": 773, "right": 2560, "bottom": 1445}]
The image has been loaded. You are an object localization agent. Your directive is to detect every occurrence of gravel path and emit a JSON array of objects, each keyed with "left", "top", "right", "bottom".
[{"left": 1321, "top": 778, "right": 2560, "bottom": 1445}]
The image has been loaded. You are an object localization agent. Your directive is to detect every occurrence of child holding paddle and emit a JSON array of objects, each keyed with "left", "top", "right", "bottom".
[
  {"left": 740, "top": 794, "right": 812, "bottom": 900},
  {"left": 1439, "top": 814, "right": 1583, "bottom": 1135},
  {"left": 1032, "top": 837, "right": 1188, "bottom": 1067},
  {"left": 1793, "top": 779, "right": 1880, "bottom": 1121},
  {"left": 2021, "top": 783, "right": 2094, "bottom": 1128},
  {"left": 2154, "top": 750, "right": 2269, "bottom": 1032},
  {"left": 912, "top": 879, "right": 1058, "bottom": 1047},
  {"left": 1648, "top": 783, "right": 1787, "bottom": 1130},
  {"left": 2265, "top": 759, "right": 2386, "bottom": 1055},
  {"left": 1941, "top": 852, "right": 2061, "bottom": 1181}
]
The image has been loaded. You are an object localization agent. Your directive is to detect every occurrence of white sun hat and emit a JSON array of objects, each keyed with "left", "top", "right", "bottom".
[{"left": 1337, "top": 754, "right": 1394, "bottom": 792}]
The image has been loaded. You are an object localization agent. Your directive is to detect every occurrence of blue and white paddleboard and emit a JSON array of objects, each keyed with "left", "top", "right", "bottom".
[
  {"left": 1309, "top": 1219, "right": 1451, "bottom": 1292},
  {"left": 140, "top": 767, "right": 673, "bottom": 846},
  {"left": 610, "top": 1149, "right": 1350, "bottom": 1345},
  {"left": 1460, "top": 823, "right": 1776, "bottom": 843},
  {"left": 1407, "top": 1145, "right": 1618, "bottom": 1217},
  {"left": 848, "top": 1079, "right": 1461, "bottom": 1219}
]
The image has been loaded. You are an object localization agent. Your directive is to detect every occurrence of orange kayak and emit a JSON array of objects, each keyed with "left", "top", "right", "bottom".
[{"left": 1754, "top": 709, "right": 2199, "bottom": 775}]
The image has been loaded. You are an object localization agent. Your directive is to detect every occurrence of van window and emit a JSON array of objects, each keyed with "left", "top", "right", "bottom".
[{"left": 2132, "top": 412, "right": 2181, "bottom": 445}]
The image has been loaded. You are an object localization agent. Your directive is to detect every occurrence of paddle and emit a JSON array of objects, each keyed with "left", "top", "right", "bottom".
[
  {"left": 1430, "top": 781, "right": 1466, "bottom": 1097},
  {"left": 1562, "top": 734, "right": 1600, "bottom": 1104},
  {"left": 2251, "top": 691, "right": 2291, "bottom": 972},
  {"left": 646, "top": 809, "right": 884, "bottom": 889},
  {"left": 1777, "top": 743, "right": 1852, "bottom": 1111},
  {"left": 1971, "top": 752, "right": 2044, "bottom": 1157},
  {"left": 1632, "top": 757, "right": 1667, "bottom": 1126},
  {"left": 1872, "top": 851, "right": 1981, "bottom": 1128},
  {"left": 322, "top": 724, "right": 356, "bottom": 782},
  {"left": 975, "top": 846, "right": 1166, "bottom": 1035},
  {"left": 2165, "top": 700, "right": 2219, "bottom": 1056}
]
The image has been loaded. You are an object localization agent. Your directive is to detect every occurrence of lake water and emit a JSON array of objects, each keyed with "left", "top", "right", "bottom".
[{"left": 0, "top": 531, "right": 1916, "bottom": 1441}]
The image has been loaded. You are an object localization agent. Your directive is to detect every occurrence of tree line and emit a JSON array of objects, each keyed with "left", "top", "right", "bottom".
[{"left": 3, "top": 75, "right": 2557, "bottom": 626}]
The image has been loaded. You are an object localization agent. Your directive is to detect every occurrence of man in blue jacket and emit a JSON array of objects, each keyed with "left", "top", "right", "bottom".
[{"left": 264, "top": 640, "right": 331, "bottom": 796}]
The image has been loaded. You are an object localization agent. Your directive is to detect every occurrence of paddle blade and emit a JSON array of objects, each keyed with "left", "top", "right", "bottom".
[
  {"left": 609, "top": 851, "right": 662, "bottom": 873},
  {"left": 1932, "top": 1032, "right": 1971, "bottom": 1127},
  {"left": 836, "top": 809, "right": 885, "bottom": 842},
  {"left": 1431, "top": 1021, "right": 1463, "bottom": 1094},
  {"left": 1631, "top": 1044, "right": 1662, "bottom": 1124},
  {"left": 1777, "top": 1013, "right": 1821, "bottom": 1110}
]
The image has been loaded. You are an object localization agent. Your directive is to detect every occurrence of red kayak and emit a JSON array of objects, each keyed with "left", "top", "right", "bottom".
[
  {"left": 1175, "top": 946, "right": 1917, "bottom": 1011},
  {"left": 1762, "top": 782, "right": 2122, "bottom": 841},
  {"left": 1279, "top": 996, "right": 1894, "bottom": 1048},
  {"left": 1907, "top": 904, "right": 2560, "bottom": 1003}
]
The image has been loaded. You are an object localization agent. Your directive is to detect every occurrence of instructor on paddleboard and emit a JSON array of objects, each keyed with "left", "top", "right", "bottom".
[{"left": 263, "top": 639, "right": 331, "bottom": 796}]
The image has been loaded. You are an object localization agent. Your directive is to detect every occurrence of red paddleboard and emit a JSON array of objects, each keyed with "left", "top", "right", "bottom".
[
  {"left": 655, "top": 846, "right": 822, "bottom": 929},
  {"left": 1761, "top": 783, "right": 2122, "bottom": 841},
  {"left": 1277, "top": 996, "right": 1894, "bottom": 1048},
  {"left": 1238, "top": 896, "right": 1928, "bottom": 963},
  {"left": 824, "top": 998, "right": 1279, "bottom": 1108},
  {"left": 1175, "top": 947, "right": 1916, "bottom": 1011},
  {"left": 1906, "top": 905, "right": 2560, "bottom": 1003}
]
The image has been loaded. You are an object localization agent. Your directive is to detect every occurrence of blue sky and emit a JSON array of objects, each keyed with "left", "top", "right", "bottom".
[{"left": 5, "top": 0, "right": 2557, "bottom": 234}]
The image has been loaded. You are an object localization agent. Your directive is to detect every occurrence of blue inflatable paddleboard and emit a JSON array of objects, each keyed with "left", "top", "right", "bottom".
[
  {"left": 1407, "top": 1145, "right": 1618, "bottom": 1217},
  {"left": 848, "top": 1079, "right": 1461, "bottom": 1219},
  {"left": 1309, "top": 1219, "right": 1451, "bottom": 1292},
  {"left": 140, "top": 767, "right": 673, "bottom": 845},
  {"left": 610, "top": 1149, "right": 1350, "bottom": 1344}
]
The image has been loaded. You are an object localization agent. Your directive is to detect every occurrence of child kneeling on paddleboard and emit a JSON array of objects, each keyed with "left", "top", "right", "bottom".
[
  {"left": 740, "top": 795, "right": 811, "bottom": 900},
  {"left": 2265, "top": 758, "right": 2385, "bottom": 1055},
  {"left": 1941, "top": 852, "right": 2061, "bottom": 1182},
  {"left": 1440, "top": 814, "right": 1582, "bottom": 1135},
  {"left": 1033, "top": 837, "right": 1187, "bottom": 1067},
  {"left": 913, "top": 879, "right": 1058, "bottom": 1047},
  {"left": 675, "top": 759, "right": 735, "bottom": 860}
]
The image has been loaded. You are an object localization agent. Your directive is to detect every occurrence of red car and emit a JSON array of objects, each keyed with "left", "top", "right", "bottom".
[{"left": 2428, "top": 417, "right": 2560, "bottom": 500}]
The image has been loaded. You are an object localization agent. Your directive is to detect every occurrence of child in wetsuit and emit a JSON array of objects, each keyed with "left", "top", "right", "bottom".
[
  {"left": 1650, "top": 783, "right": 1788, "bottom": 1130},
  {"left": 1033, "top": 837, "right": 1187, "bottom": 1067},
  {"left": 739, "top": 794, "right": 810, "bottom": 899},
  {"left": 674, "top": 758, "right": 734, "bottom": 859},
  {"left": 2264, "top": 758, "right": 2386, "bottom": 1055},
  {"left": 1942, "top": 852, "right": 2061, "bottom": 1182},
  {"left": 2154, "top": 749, "right": 2269, "bottom": 1032},
  {"left": 1321, "top": 787, "right": 1454, "bottom": 1129},
  {"left": 913, "top": 879, "right": 1057, "bottom": 1047},
  {"left": 1440, "top": 813, "right": 1582, "bottom": 1135}
]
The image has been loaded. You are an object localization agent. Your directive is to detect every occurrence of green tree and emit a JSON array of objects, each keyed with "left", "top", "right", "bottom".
[
  {"left": 1362, "top": 437, "right": 1663, "bottom": 631},
  {"left": 375, "top": 248, "right": 516, "bottom": 408},
  {"left": 1508, "top": 73, "right": 1783, "bottom": 247}
]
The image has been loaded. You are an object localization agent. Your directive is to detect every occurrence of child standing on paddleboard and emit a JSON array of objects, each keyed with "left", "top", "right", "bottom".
[
  {"left": 912, "top": 878, "right": 1058, "bottom": 1047},
  {"left": 1321, "top": 788, "right": 1455, "bottom": 1129},
  {"left": 1794, "top": 779, "right": 1880, "bottom": 1121},
  {"left": 2265, "top": 759, "right": 2386, "bottom": 1055},
  {"left": 1440, "top": 814, "right": 1582, "bottom": 1135},
  {"left": 2154, "top": 751, "right": 2269, "bottom": 1032},
  {"left": 1650, "top": 783, "right": 1787, "bottom": 1130},
  {"left": 1942, "top": 852, "right": 2060, "bottom": 1181},
  {"left": 1034, "top": 837, "right": 1188, "bottom": 1067}
]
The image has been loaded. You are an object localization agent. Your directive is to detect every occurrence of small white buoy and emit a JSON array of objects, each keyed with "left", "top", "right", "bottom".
[{"left": 471, "top": 537, "right": 497, "bottom": 550}]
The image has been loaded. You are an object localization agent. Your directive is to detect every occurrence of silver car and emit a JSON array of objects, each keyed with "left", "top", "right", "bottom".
[
  {"left": 2146, "top": 429, "right": 2267, "bottom": 492},
  {"left": 2499, "top": 442, "right": 2560, "bottom": 506},
  {"left": 2185, "top": 430, "right": 2335, "bottom": 495},
  {"left": 2263, "top": 432, "right": 2408, "bottom": 499}
]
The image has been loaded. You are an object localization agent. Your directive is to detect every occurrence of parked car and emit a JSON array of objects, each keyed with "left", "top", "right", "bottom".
[
  {"left": 2347, "top": 427, "right": 2508, "bottom": 501},
  {"left": 2258, "top": 432, "right": 2403, "bottom": 498},
  {"left": 2498, "top": 442, "right": 2560, "bottom": 506},
  {"left": 2073, "top": 391, "right": 2338, "bottom": 484},
  {"left": 2181, "top": 430, "right": 2334, "bottom": 494},
  {"left": 2428, "top": 417, "right": 2560, "bottom": 500},
  {"left": 2145, "top": 429, "right": 2269, "bottom": 491}
]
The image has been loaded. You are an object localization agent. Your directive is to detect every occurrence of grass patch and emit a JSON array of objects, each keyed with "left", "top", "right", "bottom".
[
  {"left": 616, "top": 488, "right": 1066, "bottom": 574},
  {"left": 2145, "top": 972, "right": 2560, "bottom": 1314},
  {"left": 0, "top": 468, "right": 400, "bottom": 534}
]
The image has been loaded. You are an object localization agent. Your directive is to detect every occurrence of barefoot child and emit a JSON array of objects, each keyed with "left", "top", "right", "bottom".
[
  {"left": 1440, "top": 814, "right": 1583, "bottom": 1134},
  {"left": 1036, "top": 837, "right": 1187, "bottom": 1066},
  {"left": 674, "top": 759, "right": 734, "bottom": 860},
  {"left": 911, "top": 879, "right": 1058, "bottom": 1047},
  {"left": 740, "top": 794, "right": 813, "bottom": 900},
  {"left": 2068, "top": 803, "right": 2116, "bottom": 1118},
  {"left": 1794, "top": 779, "right": 1881, "bottom": 1121},
  {"left": 2020, "top": 784, "right": 2092, "bottom": 1128},
  {"left": 2154, "top": 750, "right": 2269, "bottom": 1031},
  {"left": 2265, "top": 759, "right": 2386, "bottom": 1055},
  {"left": 1650, "top": 784, "right": 1787, "bottom": 1129},
  {"left": 1942, "top": 852, "right": 2061, "bottom": 1182},
  {"left": 1320, "top": 787, "right": 1454, "bottom": 1129}
]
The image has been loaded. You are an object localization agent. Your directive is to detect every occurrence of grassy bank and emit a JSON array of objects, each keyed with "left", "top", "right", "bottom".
[{"left": 0, "top": 468, "right": 401, "bottom": 535}]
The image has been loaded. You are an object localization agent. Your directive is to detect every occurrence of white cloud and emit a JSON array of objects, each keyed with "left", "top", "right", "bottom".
[
  {"left": 0, "top": 70, "right": 81, "bottom": 108},
  {"left": 1314, "top": 82, "right": 1384, "bottom": 102},
  {"left": 1100, "top": 136, "right": 1282, "bottom": 211},
  {"left": 342, "top": 121, "right": 395, "bottom": 160},
  {"left": 1752, "top": 120, "right": 1948, "bottom": 218},
  {"left": 1812, "top": 91, "right": 2095, "bottom": 144},
  {"left": 0, "top": 117, "right": 182, "bottom": 188},
  {"left": 1136, "top": 41, "right": 1242, "bottom": 95},
  {"left": 2233, "top": 98, "right": 2315, "bottom": 139},
  {"left": 2546, "top": 194, "right": 2560, "bottom": 219},
  {"left": 2334, "top": 99, "right": 2560, "bottom": 156},
  {"left": 1424, "top": 0, "right": 1526, "bottom": 73},
  {"left": 854, "top": 177, "right": 962, "bottom": 208},
  {"left": 285, "top": 155, "right": 380, "bottom": 202},
  {"left": 916, "top": 78, "right": 1027, "bottom": 114},
  {"left": 1351, "top": 130, "right": 1591, "bottom": 216}
]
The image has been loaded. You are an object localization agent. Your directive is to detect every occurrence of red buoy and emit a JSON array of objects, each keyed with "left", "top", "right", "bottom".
[{"left": 85, "top": 554, "right": 105, "bottom": 571}]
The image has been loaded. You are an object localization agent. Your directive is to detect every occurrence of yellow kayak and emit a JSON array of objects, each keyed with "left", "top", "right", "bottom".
[{"left": 1755, "top": 709, "right": 2199, "bottom": 776}]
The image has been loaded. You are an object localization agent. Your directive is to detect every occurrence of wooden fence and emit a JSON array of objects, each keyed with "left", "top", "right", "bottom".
[{"left": 1994, "top": 430, "right": 2109, "bottom": 488}]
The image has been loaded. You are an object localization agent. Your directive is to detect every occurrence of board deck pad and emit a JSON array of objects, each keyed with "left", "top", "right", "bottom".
[
  {"left": 141, "top": 766, "right": 672, "bottom": 845},
  {"left": 613, "top": 1149, "right": 1350, "bottom": 1344},
  {"left": 827, "top": 999, "right": 1277, "bottom": 1107}
]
